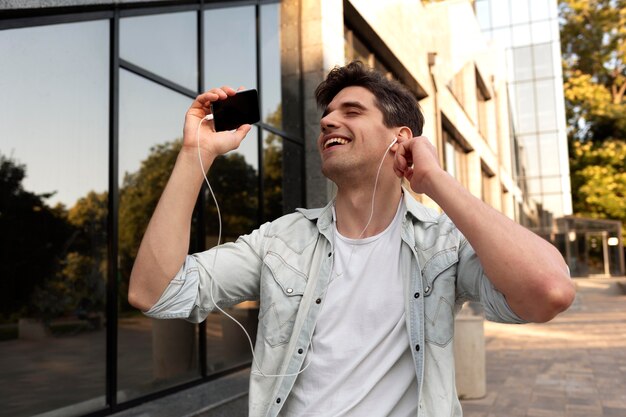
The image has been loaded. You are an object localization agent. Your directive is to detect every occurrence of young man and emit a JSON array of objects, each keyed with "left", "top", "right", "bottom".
[{"left": 129, "top": 61, "right": 574, "bottom": 417}]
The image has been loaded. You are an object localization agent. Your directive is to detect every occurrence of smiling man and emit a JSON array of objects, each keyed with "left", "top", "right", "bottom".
[{"left": 128, "top": 61, "right": 575, "bottom": 417}]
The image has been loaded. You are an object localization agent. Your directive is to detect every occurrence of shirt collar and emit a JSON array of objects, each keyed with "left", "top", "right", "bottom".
[{"left": 296, "top": 187, "right": 439, "bottom": 228}]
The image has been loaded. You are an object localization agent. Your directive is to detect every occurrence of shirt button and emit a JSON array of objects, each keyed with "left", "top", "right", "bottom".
[
  {"left": 298, "top": 348, "right": 303, "bottom": 354},
  {"left": 425, "top": 286, "right": 431, "bottom": 293},
  {"left": 414, "top": 292, "right": 420, "bottom": 298},
  {"left": 276, "top": 398, "right": 281, "bottom": 404},
  {"left": 328, "top": 252, "right": 332, "bottom": 257},
  {"left": 415, "top": 344, "right": 420, "bottom": 351},
  {"left": 286, "top": 288, "right": 293, "bottom": 294},
  {"left": 316, "top": 298, "right": 322, "bottom": 304}
]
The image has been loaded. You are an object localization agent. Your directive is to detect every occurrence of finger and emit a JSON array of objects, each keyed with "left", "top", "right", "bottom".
[
  {"left": 232, "top": 124, "right": 252, "bottom": 142},
  {"left": 197, "top": 89, "right": 227, "bottom": 104},
  {"left": 404, "top": 166, "right": 414, "bottom": 181},
  {"left": 237, "top": 86, "right": 246, "bottom": 92},
  {"left": 221, "top": 85, "right": 237, "bottom": 96}
]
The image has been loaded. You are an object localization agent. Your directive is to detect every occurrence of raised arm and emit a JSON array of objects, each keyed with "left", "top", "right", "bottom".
[
  {"left": 128, "top": 86, "right": 252, "bottom": 312},
  {"left": 394, "top": 136, "right": 575, "bottom": 323}
]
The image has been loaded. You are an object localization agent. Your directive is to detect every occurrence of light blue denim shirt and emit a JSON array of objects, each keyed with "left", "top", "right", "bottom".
[{"left": 146, "top": 190, "right": 525, "bottom": 417}]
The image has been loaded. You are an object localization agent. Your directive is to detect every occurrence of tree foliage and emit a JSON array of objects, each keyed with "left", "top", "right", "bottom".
[
  {"left": 559, "top": 0, "right": 626, "bottom": 238},
  {"left": 2, "top": 103, "right": 287, "bottom": 319},
  {"left": 560, "top": 0, "right": 626, "bottom": 141},
  {"left": 0, "top": 154, "right": 73, "bottom": 320}
]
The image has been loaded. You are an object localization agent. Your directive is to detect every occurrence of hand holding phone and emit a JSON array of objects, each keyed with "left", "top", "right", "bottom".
[{"left": 211, "top": 89, "right": 260, "bottom": 131}]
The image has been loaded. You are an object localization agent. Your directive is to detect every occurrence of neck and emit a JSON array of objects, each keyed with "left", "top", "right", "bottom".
[{"left": 334, "top": 177, "right": 402, "bottom": 239}]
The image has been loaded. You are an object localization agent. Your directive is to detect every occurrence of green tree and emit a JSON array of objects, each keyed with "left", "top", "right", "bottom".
[
  {"left": 0, "top": 153, "right": 72, "bottom": 320},
  {"left": 117, "top": 139, "right": 260, "bottom": 310},
  {"left": 263, "top": 103, "right": 284, "bottom": 221},
  {"left": 560, "top": 0, "right": 626, "bottom": 238},
  {"left": 570, "top": 140, "right": 626, "bottom": 236}
]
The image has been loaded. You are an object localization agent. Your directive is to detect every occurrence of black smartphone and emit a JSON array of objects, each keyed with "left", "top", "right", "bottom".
[{"left": 211, "top": 89, "right": 260, "bottom": 131}]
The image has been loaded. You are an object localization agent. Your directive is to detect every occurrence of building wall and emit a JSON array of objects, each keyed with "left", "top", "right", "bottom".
[
  {"left": 0, "top": 1, "right": 554, "bottom": 416},
  {"left": 475, "top": 0, "right": 573, "bottom": 218}
]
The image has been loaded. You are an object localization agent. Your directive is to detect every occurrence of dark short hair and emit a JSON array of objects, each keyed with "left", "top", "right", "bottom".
[{"left": 315, "top": 61, "right": 424, "bottom": 136}]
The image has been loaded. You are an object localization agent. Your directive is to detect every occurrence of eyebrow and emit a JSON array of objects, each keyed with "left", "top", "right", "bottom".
[{"left": 322, "top": 100, "right": 368, "bottom": 118}]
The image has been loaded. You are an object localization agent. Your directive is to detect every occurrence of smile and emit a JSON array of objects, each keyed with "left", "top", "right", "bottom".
[{"left": 323, "top": 137, "right": 350, "bottom": 149}]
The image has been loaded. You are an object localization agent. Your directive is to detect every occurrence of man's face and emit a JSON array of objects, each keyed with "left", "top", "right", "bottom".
[{"left": 318, "top": 86, "right": 395, "bottom": 182}]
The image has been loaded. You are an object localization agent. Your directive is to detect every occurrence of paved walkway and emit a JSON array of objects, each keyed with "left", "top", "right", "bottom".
[{"left": 460, "top": 278, "right": 626, "bottom": 417}]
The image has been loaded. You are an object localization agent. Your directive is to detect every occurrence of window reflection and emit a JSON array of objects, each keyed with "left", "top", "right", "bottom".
[
  {"left": 532, "top": 43, "right": 554, "bottom": 79},
  {"left": 261, "top": 3, "right": 282, "bottom": 130},
  {"left": 535, "top": 80, "right": 557, "bottom": 132},
  {"left": 203, "top": 122, "right": 260, "bottom": 372},
  {"left": 0, "top": 20, "right": 108, "bottom": 417},
  {"left": 443, "top": 130, "right": 468, "bottom": 189},
  {"left": 263, "top": 129, "right": 284, "bottom": 221},
  {"left": 515, "top": 81, "right": 537, "bottom": 134},
  {"left": 204, "top": 125, "right": 260, "bottom": 244},
  {"left": 120, "top": 12, "right": 198, "bottom": 91},
  {"left": 118, "top": 70, "right": 199, "bottom": 399},
  {"left": 203, "top": 6, "right": 257, "bottom": 91}
]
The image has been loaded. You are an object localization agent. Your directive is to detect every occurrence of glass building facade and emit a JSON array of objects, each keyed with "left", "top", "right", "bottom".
[
  {"left": 474, "top": 0, "right": 573, "bottom": 218},
  {"left": 0, "top": 2, "right": 304, "bottom": 416}
]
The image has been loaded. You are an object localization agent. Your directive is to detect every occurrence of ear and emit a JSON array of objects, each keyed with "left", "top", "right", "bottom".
[{"left": 395, "top": 126, "right": 413, "bottom": 142}]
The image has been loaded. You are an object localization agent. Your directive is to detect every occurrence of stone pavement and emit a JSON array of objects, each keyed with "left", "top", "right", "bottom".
[{"left": 460, "top": 278, "right": 626, "bottom": 417}]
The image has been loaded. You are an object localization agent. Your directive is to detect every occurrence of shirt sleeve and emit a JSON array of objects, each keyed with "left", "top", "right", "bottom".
[
  {"left": 144, "top": 256, "right": 201, "bottom": 320},
  {"left": 143, "top": 224, "right": 267, "bottom": 323},
  {"left": 455, "top": 237, "right": 528, "bottom": 324}
]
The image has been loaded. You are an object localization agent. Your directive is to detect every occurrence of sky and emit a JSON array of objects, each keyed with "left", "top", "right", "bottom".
[{"left": 0, "top": 4, "right": 280, "bottom": 207}]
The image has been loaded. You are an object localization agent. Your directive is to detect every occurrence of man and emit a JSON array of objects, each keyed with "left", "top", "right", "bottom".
[{"left": 129, "top": 61, "right": 574, "bottom": 417}]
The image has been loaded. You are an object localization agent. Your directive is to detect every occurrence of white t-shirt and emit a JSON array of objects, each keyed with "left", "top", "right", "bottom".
[{"left": 280, "top": 201, "right": 417, "bottom": 416}]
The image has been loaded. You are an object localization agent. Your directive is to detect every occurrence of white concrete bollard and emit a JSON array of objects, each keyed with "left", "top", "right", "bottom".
[{"left": 454, "top": 315, "right": 486, "bottom": 399}]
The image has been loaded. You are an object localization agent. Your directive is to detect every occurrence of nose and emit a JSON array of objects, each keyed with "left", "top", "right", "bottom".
[{"left": 320, "top": 112, "right": 339, "bottom": 133}]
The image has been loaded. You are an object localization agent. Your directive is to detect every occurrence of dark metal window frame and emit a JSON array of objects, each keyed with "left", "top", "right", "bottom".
[{"left": 0, "top": 1, "right": 302, "bottom": 415}]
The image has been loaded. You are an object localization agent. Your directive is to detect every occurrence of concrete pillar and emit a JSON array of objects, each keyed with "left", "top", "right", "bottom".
[
  {"left": 454, "top": 314, "right": 486, "bottom": 399},
  {"left": 282, "top": 0, "right": 344, "bottom": 208}
]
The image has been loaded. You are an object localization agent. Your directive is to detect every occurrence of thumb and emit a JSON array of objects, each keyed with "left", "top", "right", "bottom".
[{"left": 232, "top": 124, "right": 252, "bottom": 143}]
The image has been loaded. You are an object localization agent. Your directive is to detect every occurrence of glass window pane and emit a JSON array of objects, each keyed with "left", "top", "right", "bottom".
[
  {"left": 204, "top": 6, "right": 257, "bottom": 91},
  {"left": 118, "top": 70, "right": 199, "bottom": 400},
  {"left": 526, "top": 178, "right": 543, "bottom": 195},
  {"left": 533, "top": 43, "right": 554, "bottom": 79},
  {"left": 512, "top": 46, "right": 533, "bottom": 81},
  {"left": 535, "top": 79, "right": 557, "bottom": 131},
  {"left": 529, "top": 0, "right": 551, "bottom": 21},
  {"left": 515, "top": 81, "right": 537, "bottom": 134},
  {"left": 541, "top": 177, "right": 563, "bottom": 193},
  {"left": 475, "top": 0, "right": 491, "bottom": 29},
  {"left": 510, "top": 0, "right": 530, "bottom": 25},
  {"left": 445, "top": 140, "right": 457, "bottom": 178},
  {"left": 491, "top": 27, "right": 512, "bottom": 49},
  {"left": 121, "top": 12, "right": 197, "bottom": 91},
  {"left": 0, "top": 21, "right": 108, "bottom": 416},
  {"left": 538, "top": 132, "right": 560, "bottom": 176},
  {"left": 531, "top": 20, "right": 552, "bottom": 44},
  {"left": 490, "top": 0, "right": 510, "bottom": 27},
  {"left": 511, "top": 24, "right": 531, "bottom": 47},
  {"left": 263, "top": 129, "right": 284, "bottom": 221},
  {"left": 261, "top": 130, "right": 303, "bottom": 221},
  {"left": 204, "top": 124, "right": 259, "bottom": 243},
  {"left": 203, "top": 130, "right": 260, "bottom": 374},
  {"left": 519, "top": 134, "right": 540, "bottom": 177},
  {"left": 260, "top": 3, "right": 283, "bottom": 130}
]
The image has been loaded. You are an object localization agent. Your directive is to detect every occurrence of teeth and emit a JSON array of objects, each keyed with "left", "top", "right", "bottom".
[{"left": 324, "top": 137, "right": 349, "bottom": 149}]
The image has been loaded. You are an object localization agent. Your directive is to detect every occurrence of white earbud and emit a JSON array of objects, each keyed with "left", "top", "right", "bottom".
[{"left": 388, "top": 136, "right": 398, "bottom": 149}]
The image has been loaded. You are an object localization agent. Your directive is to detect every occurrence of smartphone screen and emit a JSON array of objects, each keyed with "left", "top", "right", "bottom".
[{"left": 211, "top": 89, "right": 260, "bottom": 131}]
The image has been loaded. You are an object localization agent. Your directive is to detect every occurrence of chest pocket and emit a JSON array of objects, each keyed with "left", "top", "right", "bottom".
[
  {"left": 259, "top": 251, "right": 307, "bottom": 347},
  {"left": 422, "top": 247, "right": 458, "bottom": 347}
]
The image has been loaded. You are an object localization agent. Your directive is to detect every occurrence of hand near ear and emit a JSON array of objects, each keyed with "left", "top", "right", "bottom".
[{"left": 393, "top": 136, "right": 443, "bottom": 195}]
